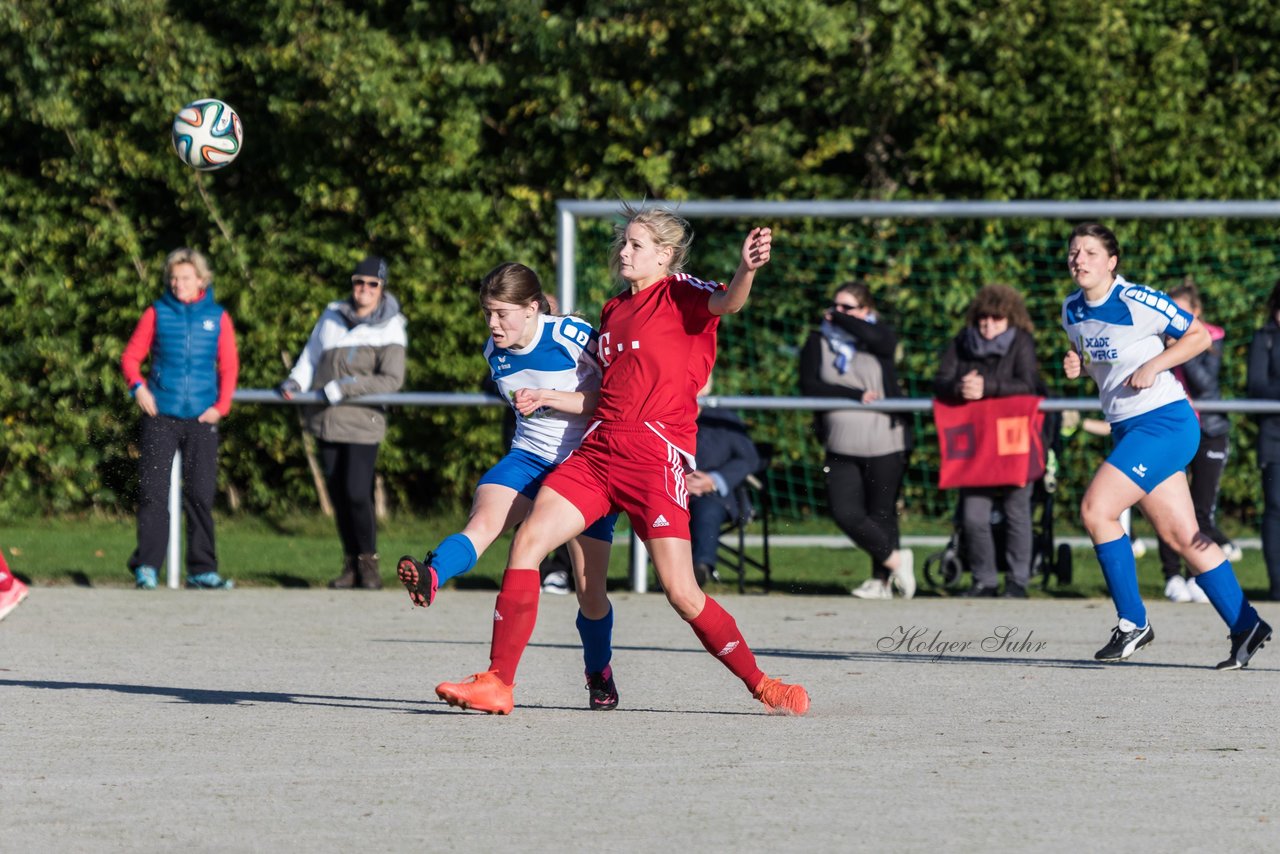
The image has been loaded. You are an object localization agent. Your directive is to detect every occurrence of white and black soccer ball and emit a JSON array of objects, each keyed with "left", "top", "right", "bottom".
[{"left": 171, "top": 98, "right": 243, "bottom": 171}]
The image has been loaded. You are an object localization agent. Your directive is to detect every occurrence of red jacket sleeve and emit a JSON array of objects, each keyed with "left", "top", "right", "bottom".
[
  {"left": 121, "top": 308, "right": 157, "bottom": 390},
  {"left": 215, "top": 313, "right": 240, "bottom": 416}
]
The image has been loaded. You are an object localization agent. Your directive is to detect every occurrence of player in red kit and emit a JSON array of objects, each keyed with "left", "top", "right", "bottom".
[
  {"left": 436, "top": 204, "right": 809, "bottom": 715},
  {"left": 0, "top": 549, "right": 29, "bottom": 622}
]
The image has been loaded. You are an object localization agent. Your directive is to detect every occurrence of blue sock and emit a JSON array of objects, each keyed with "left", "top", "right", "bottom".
[
  {"left": 430, "top": 533, "right": 478, "bottom": 585},
  {"left": 1096, "top": 535, "right": 1146, "bottom": 627},
  {"left": 1194, "top": 561, "right": 1259, "bottom": 634},
  {"left": 577, "top": 607, "right": 613, "bottom": 674}
]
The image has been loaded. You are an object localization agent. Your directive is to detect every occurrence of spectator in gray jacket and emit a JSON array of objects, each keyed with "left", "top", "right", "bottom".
[{"left": 280, "top": 256, "right": 407, "bottom": 589}]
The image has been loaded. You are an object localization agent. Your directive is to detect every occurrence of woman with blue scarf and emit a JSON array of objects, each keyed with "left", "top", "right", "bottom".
[
  {"left": 934, "top": 284, "right": 1042, "bottom": 598},
  {"left": 800, "top": 281, "right": 914, "bottom": 599}
]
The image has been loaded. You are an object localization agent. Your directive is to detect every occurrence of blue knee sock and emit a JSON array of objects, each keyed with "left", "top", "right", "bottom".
[
  {"left": 1096, "top": 535, "right": 1146, "bottom": 627},
  {"left": 430, "top": 533, "right": 478, "bottom": 585},
  {"left": 577, "top": 607, "right": 613, "bottom": 674},
  {"left": 1194, "top": 561, "right": 1259, "bottom": 634}
]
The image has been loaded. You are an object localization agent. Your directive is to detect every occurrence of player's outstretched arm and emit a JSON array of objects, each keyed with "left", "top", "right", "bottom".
[
  {"left": 709, "top": 227, "right": 772, "bottom": 316},
  {"left": 513, "top": 388, "right": 598, "bottom": 416}
]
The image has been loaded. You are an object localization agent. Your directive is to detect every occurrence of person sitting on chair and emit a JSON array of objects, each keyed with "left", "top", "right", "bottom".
[{"left": 689, "top": 380, "right": 761, "bottom": 588}]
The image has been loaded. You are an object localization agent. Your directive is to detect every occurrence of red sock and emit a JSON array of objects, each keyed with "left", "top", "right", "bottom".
[
  {"left": 0, "top": 551, "right": 12, "bottom": 592},
  {"left": 688, "top": 595, "right": 765, "bottom": 691},
  {"left": 488, "top": 568, "right": 542, "bottom": 686}
]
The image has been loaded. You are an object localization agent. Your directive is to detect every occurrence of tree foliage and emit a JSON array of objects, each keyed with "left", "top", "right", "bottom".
[{"left": 2, "top": 0, "right": 1279, "bottom": 519}]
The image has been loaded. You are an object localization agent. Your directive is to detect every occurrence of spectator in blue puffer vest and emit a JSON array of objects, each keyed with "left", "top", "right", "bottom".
[
  {"left": 280, "top": 255, "right": 407, "bottom": 590},
  {"left": 121, "top": 247, "right": 240, "bottom": 590}
]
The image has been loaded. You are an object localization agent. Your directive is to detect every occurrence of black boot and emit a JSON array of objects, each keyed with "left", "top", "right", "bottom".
[
  {"left": 328, "top": 555, "right": 357, "bottom": 589},
  {"left": 357, "top": 553, "right": 382, "bottom": 590}
]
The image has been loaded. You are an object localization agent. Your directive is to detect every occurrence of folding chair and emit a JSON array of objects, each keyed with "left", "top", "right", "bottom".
[{"left": 715, "top": 442, "right": 773, "bottom": 593}]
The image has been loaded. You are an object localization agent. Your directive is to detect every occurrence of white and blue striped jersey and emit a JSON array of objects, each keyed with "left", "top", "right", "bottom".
[
  {"left": 1061, "top": 274, "right": 1194, "bottom": 423},
  {"left": 485, "top": 314, "right": 602, "bottom": 463}
]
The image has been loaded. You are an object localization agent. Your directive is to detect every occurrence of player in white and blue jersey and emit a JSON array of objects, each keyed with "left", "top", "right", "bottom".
[
  {"left": 397, "top": 262, "right": 621, "bottom": 710},
  {"left": 1062, "top": 222, "right": 1270, "bottom": 669}
]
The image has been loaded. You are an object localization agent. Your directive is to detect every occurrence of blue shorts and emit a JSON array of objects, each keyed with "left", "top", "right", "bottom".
[
  {"left": 477, "top": 447, "right": 618, "bottom": 542},
  {"left": 1108, "top": 399, "right": 1200, "bottom": 491}
]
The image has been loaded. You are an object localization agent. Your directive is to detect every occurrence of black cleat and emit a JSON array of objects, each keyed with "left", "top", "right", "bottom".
[
  {"left": 396, "top": 552, "right": 439, "bottom": 608},
  {"left": 1095, "top": 622, "right": 1154, "bottom": 662},
  {"left": 585, "top": 666, "right": 619, "bottom": 711},
  {"left": 1216, "top": 618, "right": 1272, "bottom": 671}
]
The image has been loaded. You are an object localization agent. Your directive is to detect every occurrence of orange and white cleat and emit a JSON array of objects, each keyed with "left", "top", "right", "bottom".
[
  {"left": 752, "top": 675, "right": 810, "bottom": 716},
  {"left": 435, "top": 671, "right": 515, "bottom": 715}
]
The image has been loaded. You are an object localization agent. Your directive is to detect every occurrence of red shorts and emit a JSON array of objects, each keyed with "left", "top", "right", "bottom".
[{"left": 542, "top": 422, "right": 691, "bottom": 542}]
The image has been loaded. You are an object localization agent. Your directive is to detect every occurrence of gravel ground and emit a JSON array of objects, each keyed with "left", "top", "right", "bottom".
[{"left": 3, "top": 588, "right": 1278, "bottom": 853}]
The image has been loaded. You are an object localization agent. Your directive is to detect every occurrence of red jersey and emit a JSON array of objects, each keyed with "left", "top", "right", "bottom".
[{"left": 593, "top": 273, "right": 724, "bottom": 459}]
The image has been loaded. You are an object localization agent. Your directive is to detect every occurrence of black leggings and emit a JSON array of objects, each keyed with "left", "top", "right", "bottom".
[
  {"left": 1157, "top": 432, "right": 1230, "bottom": 577},
  {"left": 319, "top": 441, "right": 380, "bottom": 557},
  {"left": 825, "top": 450, "right": 906, "bottom": 580}
]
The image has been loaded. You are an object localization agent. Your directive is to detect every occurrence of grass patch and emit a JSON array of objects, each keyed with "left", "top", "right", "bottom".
[{"left": 1, "top": 513, "right": 1271, "bottom": 601}]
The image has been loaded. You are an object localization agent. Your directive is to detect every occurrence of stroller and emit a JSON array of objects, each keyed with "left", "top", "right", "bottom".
[{"left": 922, "top": 412, "right": 1073, "bottom": 592}]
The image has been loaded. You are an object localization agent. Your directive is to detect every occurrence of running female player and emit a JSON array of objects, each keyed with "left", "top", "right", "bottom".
[
  {"left": 1062, "top": 222, "right": 1270, "bottom": 668},
  {"left": 435, "top": 205, "right": 809, "bottom": 715},
  {"left": 397, "top": 262, "right": 621, "bottom": 710}
]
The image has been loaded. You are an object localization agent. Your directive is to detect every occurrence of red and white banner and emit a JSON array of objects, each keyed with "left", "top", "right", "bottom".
[{"left": 933, "top": 395, "right": 1046, "bottom": 490}]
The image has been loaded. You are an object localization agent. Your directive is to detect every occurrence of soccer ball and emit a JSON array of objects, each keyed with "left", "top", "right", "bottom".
[{"left": 171, "top": 98, "right": 243, "bottom": 171}]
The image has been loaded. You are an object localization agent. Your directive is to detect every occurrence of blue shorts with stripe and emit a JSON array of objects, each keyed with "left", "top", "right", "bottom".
[
  {"left": 477, "top": 447, "right": 618, "bottom": 542},
  {"left": 1107, "top": 399, "right": 1200, "bottom": 491}
]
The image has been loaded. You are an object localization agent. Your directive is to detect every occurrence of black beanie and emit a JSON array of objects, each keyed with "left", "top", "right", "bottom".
[{"left": 353, "top": 255, "right": 388, "bottom": 283}]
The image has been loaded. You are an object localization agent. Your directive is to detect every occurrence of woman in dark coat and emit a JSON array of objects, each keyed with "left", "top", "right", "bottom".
[
  {"left": 1246, "top": 279, "right": 1280, "bottom": 601},
  {"left": 934, "top": 284, "right": 1042, "bottom": 598}
]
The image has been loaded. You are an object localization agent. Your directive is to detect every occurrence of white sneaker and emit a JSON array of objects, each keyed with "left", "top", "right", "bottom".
[
  {"left": 851, "top": 578, "right": 892, "bottom": 600},
  {"left": 541, "top": 569, "right": 570, "bottom": 595},
  {"left": 1164, "top": 574, "right": 1192, "bottom": 604},
  {"left": 1186, "top": 576, "right": 1211, "bottom": 604},
  {"left": 1222, "top": 542, "right": 1244, "bottom": 563},
  {"left": 890, "top": 549, "right": 916, "bottom": 600}
]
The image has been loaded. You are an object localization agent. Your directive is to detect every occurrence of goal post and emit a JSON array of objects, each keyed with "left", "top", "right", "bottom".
[{"left": 555, "top": 199, "right": 1280, "bottom": 533}]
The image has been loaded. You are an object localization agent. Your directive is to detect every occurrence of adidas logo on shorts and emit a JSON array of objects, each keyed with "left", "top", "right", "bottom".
[
  {"left": 493, "top": 609, "right": 503, "bottom": 622},
  {"left": 652, "top": 515, "right": 670, "bottom": 528}
]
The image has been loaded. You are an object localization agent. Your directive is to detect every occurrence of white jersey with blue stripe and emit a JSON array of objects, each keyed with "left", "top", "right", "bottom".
[
  {"left": 485, "top": 314, "right": 602, "bottom": 464},
  {"left": 1061, "top": 274, "right": 1194, "bottom": 423}
]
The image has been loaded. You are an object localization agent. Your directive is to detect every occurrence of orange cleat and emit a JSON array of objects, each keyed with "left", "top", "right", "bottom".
[
  {"left": 752, "top": 675, "right": 810, "bottom": 716},
  {"left": 397, "top": 553, "right": 439, "bottom": 608},
  {"left": 435, "top": 671, "right": 515, "bottom": 715}
]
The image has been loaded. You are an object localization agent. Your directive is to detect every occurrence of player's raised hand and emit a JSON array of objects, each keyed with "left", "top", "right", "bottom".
[
  {"left": 1063, "top": 349, "right": 1081, "bottom": 379},
  {"left": 742, "top": 228, "right": 772, "bottom": 271}
]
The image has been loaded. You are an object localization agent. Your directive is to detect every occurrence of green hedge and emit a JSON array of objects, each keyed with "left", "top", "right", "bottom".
[{"left": 3, "top": 1, "right": 1279, "bottom": 519}]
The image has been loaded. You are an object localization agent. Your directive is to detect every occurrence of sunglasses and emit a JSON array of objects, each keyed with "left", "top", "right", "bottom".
[
  {"left": 352, "top": 277, "right": 383, "bottom": 289},
  {"left": 977, "top": 312, "right": 1006, "bottom": 321}
]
